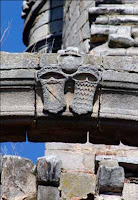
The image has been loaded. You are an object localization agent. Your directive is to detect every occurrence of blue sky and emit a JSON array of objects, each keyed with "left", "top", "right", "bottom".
[{"left": 1, "top": 0, "right": 45, "bottom": 163}]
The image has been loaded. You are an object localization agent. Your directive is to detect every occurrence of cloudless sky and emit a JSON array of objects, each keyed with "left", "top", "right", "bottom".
[{"left": 1, "top": 0, "right": 45, "bottom": 163}]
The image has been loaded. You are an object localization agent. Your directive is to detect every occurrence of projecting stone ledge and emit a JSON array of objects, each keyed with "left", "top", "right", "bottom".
[{"left": 0, "top": 52, "right": 138, "bottom": 146}]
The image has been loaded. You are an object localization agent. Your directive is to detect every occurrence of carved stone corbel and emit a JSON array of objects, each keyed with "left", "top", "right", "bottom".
[{"left": 37, "top": 64, "right": 68, "bottom": 114}]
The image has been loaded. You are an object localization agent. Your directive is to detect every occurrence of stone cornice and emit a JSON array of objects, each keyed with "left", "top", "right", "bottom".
[{"left": 0, "top": 52, "right": 138, "bottom": 146}]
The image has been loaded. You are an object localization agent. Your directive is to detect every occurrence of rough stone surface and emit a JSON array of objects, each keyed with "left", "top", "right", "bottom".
[
  {"left": 37, "top": 186, "right": 60, "bottom": 200},
  {"left": 0, "top": 52, "right": 39, "bottom": 69},
  {"left": 59, "top": 172, "right": 96, "bottom": 200},
  {"left": 0, "top": 89, "right": 35, "bottom": 116},
  {"left": 45, "top": 143, "right": 99, "bottom": 173},
  {"left": 1, "top": 155, "right": 36, "bottom": 200},
  {"left": 96, "top": 155, "right": 138, "bottom": 176},
  {"left": 102, "top": 70, "right": 138, "bottom": 87},
  {"left": 99, "top": 159, "right": 119, "bottom": 168},
  {"left": 89, "top": 2, "right": 138, "bottom": 55},
  {"left": 37, "top": 64, "right": 67, "bottom": 114},
  {"left": 122, "top": 183, "right": 138, "bottom": 200},
  {"left": 38, "top": 51, "right": 100, "bottom": 115},
  {"left": 62, "top": 0, "right": 94, "bottom": 53},
  {"left": 100, "top": 88, "right": 138, "bottom": 121},
  {"left": 97, "top": 161, "right": 125, "bottom": 194},
  {"left": 37, "top": 156, "right": 62, "bottom": 186},
  {"left": 94, "top": 195, "right": 122, "bottom": 200},
  {"left": 109, "top": 33, "right": 134, "bottom": 48},
  {"left": 102, "top": 56, "right": 138, "bottom": 72},
  {"left": 0, "top": 69, "right": 35, "bottom": 86}
]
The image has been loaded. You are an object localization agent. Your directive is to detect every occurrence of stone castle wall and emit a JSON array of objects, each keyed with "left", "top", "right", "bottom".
[
  {"left": 62, "top": 0, "right": 95, "bottom": 53},
  {"left": 1, "top": 144, "right": 138, "bottom": 200},
  {"left": 0, "top": 0, "right": 138, "bottom": 199},
  {"left": 22, "top": 0, "right": 64, "bottom": 52},
  {"left": 28, "top": 0, "right": 63, "bottom": 50}
]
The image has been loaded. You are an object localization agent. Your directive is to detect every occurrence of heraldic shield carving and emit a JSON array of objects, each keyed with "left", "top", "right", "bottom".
[
  {"left": 37, "top": 65, "right": 67, "bottom": 114},
  {"left": 37, "top": 48, "right": 100, "bottom": 115}
]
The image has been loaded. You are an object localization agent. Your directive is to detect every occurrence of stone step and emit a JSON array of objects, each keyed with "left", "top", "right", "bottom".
[
  {"left": 99, "top": 3, "right": 138, "bottom": 7},
  {"left": 95, "top": 0, "right": 138, "bottom": 6},
  {"left": 91, "top": 24, "right": 119, "bottom": 43},
  {"left": 89, "top": 6, "right": 135, "bottom": 16},
  {"left": 95, "top": 15, "right": 138, "bottom": 25}
]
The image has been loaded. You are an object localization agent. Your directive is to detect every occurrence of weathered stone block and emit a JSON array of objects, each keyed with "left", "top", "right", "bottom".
[
  {"left": 126, "top": 47, "right": 138, "bottom": 56},
  {"left": 102, "top": 70, "right": 138, "bottom": 89},
  {"left": 76, "top": 10, "right": 88, "bottom": 32},
  {"left": 132, "top": 28, "right": 138, "bottom": 37},
  {"left": 0, "top": 69, "right": 35, "bottom": 86},
  {"left": 40, "top": 53, "right": 58, "bottom": 66},
  {"left": 59, "top": 172, "right": 96, "bottom": 199},
  {"left": 37, "top": 186, "right": 60, "bottom": 200},
  {"left": 97, "top": 161, "right": 124, "bottom": 194},
  {"left": 96, "top": 15, "right": 138, "bottom": 25},
  {"left": 102, "top": 56, "right": 138, "bottom": 72},
  {"left": 1, "top": 155, "right": 36, "bottom": 200},
  {"left": 0, "top": 88, "right": 35, "bottom": 116},
  {"left": 82, "top": 22, "right": 90, "bottom": 40},
  {"left": 37, "top": 156, "right": 62, "bottom": 186},
  {"left": 0, "top": 52, "right": 39, "bottom": 69},
  {"left": 100, "top": 88, "right": 138, "bottom": 121},
  {"left": 89, "top": 6, "right": 134, "bottom": 16},
  {"left": 90, "top": 43, "right": 126, "bottom": 56},
  {"left": 96, "top": 155, "right": 138, "bottom": 175},
  {"left": 109, "top": 33, "right": 134, "bottom": 48},
  {"left": 46, "top": 148, "right": 95, "bottom": 173},
  {"left": 91, "top": 25, "right": 118, "bottom": 43},
  {"left": 122, "top": 183, "right": 138, "bottom": 200},
  {"left": 95, "top": 195, "right": 122, "bottom": 200},
  {"left": 99, "top": 159, "right": 119, "bottom": 168}
]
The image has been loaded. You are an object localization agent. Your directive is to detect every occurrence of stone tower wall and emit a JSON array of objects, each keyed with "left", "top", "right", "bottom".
[
  {"left": 22, "top": 0, "right": 64, "bottom": 52},
  {"left": 62, "top": 0, "right": 95, "bottom": 53},
  {"left": 0, "top": 0, "right": 138, "bottom": 199},
  {"left": 28, "top": 0, "right": 63, "bottom": 51}
]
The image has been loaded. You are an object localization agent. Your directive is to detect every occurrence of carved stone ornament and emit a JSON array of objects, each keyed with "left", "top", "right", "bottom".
[
  {"left": 37, "top": 65, "right": 68, "bottom": 114},
  {"left": 37, "top": 48, "right": 100, "bottom": 115},
  {"left": 70, "top": 65, "right": 100, "bottom": 115},
  {"left": 57, "top": 47, "right": 83, "bottom": 74}
]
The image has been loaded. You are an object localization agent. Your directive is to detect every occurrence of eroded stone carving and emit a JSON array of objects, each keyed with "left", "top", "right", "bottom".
[
  {"left": 58, "top": 47, "right": 83, "bottom": 73},
  {"left": 37, "top": 65, "right": 67, "bottom": 114},
  {"left": 70, "top": 65, "right": 100, "bottom": 115},
  {"left": 38, "top": 48, "right": 100, "bottom": 115}
]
